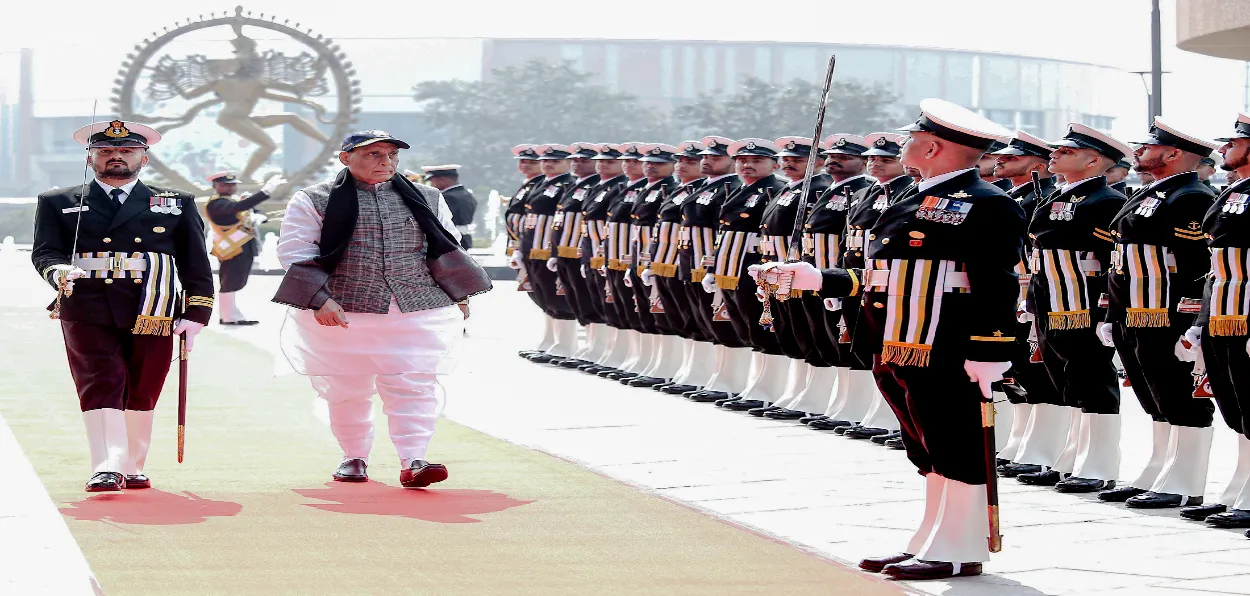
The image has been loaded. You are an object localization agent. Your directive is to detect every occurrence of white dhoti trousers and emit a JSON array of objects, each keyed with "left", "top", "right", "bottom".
[{"left": 311, "top": 372, "right": 440, "bottom": 463}]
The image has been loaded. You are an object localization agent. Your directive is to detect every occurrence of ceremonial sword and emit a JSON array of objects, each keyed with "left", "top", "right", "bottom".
[{"left": 50, "top": 101, "right": 98, "bottom": 319}]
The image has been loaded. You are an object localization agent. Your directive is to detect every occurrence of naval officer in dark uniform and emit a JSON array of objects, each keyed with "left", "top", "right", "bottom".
[
  {"left": 32, "top": 119, "right": 214, "bottom": 492},
  {"left": 204, "top": 171, "right": 283, "bottom": 325},
  {"left": 423, "top": 164, "right": 478, "bottom": 249},
  {"left": 775, "top": 99, "right": 1022, "bottom": 580}
]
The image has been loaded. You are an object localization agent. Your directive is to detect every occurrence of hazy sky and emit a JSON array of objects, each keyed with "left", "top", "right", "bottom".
[{"left": 2, "top": 0, "right": 1247, "bottom": 141}]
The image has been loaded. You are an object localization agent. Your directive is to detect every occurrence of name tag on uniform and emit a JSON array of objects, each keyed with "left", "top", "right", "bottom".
[
  {"left": 62, "top": 206, "right": 89, "bottom": 213},
  {"left": 695, "top": 191, "right": 715, "bottom": 205}
]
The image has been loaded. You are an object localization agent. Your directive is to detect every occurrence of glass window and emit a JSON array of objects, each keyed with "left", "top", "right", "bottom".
[
  {"left": 780, "top": 46, "right": 817, "bottom": 83},
  {"left": 943, "top": 53, "right": 974, "bottom": 106},
  {"left": 902, "top": 53, "right": 941, "bottom": 105},
  {"left": 606, "top": 45, "right": 621, "bottom": 93},
  {"left": 683, "top": 47, "right": 696, "bottom": 98},
  {"left": 755, "top": 46, "right": 772, "bottom": 83},
  {"left": 1019, "top": 110, "right": 1043, "bottom": 134},
  {"left": 704, "top": 46, "right": 718, "bottom": 91},
  {"left": 837, "top": 48, "right": 897, "bottom": 87},
  {"left": 559, "top": 44, "right": 584, "bottom": 72},
  {"left": 980, "top": 57, "right": 1020, "bottom": 108},
  {"left": 659, "top": 46, "right": 673, "bottom": 98}
]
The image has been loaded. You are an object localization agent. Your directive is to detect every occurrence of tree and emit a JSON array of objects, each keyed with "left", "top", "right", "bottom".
[
  {"left": 412, "top": 60, "right": 670, "bottom": 202},
  {"left": 673, "top": 77, "right": 900, "bottom": 140}
]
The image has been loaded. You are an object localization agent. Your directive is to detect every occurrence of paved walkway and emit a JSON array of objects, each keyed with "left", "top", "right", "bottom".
[{"left": 3, "top": 247, "right": 1250, "bottom": 595}]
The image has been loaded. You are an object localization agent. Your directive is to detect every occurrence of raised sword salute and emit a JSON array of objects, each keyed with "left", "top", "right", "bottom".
[
  {"left": 32, "top": 120, "right": 214, "bottom": 492},
  {"left": 770, "top": 99, "right": 1023, "bottom": 580}
]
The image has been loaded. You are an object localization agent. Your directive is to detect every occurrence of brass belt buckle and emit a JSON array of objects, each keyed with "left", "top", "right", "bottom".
[{"left": 108, "top": 255, "right": 124, "bottom": 275}]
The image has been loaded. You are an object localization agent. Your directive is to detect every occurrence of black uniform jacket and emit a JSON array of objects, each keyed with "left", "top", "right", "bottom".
[
  {"left": 1197, "top": 177, "right": 1250, "bottom": 328},
  {"left": 717, "top": 174, "right": 787, "bottom": 233},
  {"left": 680, "top": 175, "right": 741, "bottom": 229},
  {"left": 1025, "top": 176, "right": 1125, "bottom": 318},
  {"left": 818, "top": 169, "right": 1026, "bottom": 363},
  {"left": 441, "top": 185, "right": 477, "bottom": 226},
  {"left": 1009, "top": 176, "right": 1057, "bottom": 224},
  {"left": 205, "top": 190, "right": 271, "bottom": 258},
  {"left": 1105, "top": 171, "right": 1216, "bottom": 325},
  {"left": 32, "top": 180, "right": 214, "bottom": 327},
  {"left": 759, "top": 173, "right": 831, "bottom": 243},
  {"left": 841, "top": 175, "right": 912, "bottom": 269}
]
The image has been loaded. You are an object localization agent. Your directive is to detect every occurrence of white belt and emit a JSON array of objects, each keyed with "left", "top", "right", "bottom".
[
  {"left": 73, "top": 255, "right": 147, "bottom": 272},
  {"left": 865, "top": 268, "right": 970, "bottom": 291}
]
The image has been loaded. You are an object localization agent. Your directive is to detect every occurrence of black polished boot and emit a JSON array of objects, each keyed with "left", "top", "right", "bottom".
[{"left": 333, "top": 458, "right": 369, "bottom": 482}]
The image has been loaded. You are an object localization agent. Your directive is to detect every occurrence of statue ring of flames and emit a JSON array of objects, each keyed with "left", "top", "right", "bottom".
[{"left": 111, "top": 6, "right": 362, "bottom": 196}]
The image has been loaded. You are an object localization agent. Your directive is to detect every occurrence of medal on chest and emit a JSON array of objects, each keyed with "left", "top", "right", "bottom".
[
  {"left": 514, "top": 187, "right": 528, "bottom": 200},
  {"left": 871, "top": 195, "right": 888, "bottom": 211},
  {"left": 623, "top": 190, "right": 639, "bottom": 204},
  {"left": 1223, "top": 192, "right": 1248, "bottom": 214},
  {"left": 916, "top": 195, "right": 971, "bottom": 224},
  {"left": 542, "top": 185, "right": 560, "bottom": 197},
  {"left": 776, "top": 189, "right": 797, "bottom": 207},
  {"left": 744, "top": 193, "right": 761, "bottom": 208},
  {"left": 151, "top": 191, "right": 181, "bottom": 215},
  {"left": 593, "top": 191, "right": 608, "bottom": 203},
  {"left": 695, "top": 190, "right": 715, "bottom": 205},
  {"left": 826, "top": 195, "right": 849, "bottom": 211},
  {"left": 572, "top": 188, "right": 588, "bottom": 201},
  {"left": 1135, "top": 194, "right": 1160, "bottom": 216},
  {"left": 644, "top": 190, "right": 662, "bottom": 203},
  {"left": 1048, "top": 201, "right": 1075, "bottom": 221},
  {"left": 670, "top": 190, "right": 691, "bottom": 205}
]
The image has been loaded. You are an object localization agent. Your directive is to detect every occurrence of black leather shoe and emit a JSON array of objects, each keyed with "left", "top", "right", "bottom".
[
  {"left": 997, "top": 458, "right": 1011, "bottom": 467},
  {"left": 1099, "top": 485, "right": 1148, "bottom": 502},
  {"left": 859, "top": 553, "right": 912, "bottom": 573},
  {"left": 763, "top": 409, "right": 807, "bottom": 420},
  {"left": 885, "top": 437, "right": 906, "bottom": 449},
  {"left": 333, "top": 458, "right": 369, "bottom": 482},
  {"left": 998, "top": 463, "right": 1042, "bottom": 478},
  {"left": 1206, "top": 509, "right": 1250, "bottom": 528},
  {"left": 605, "top": 371, "right": 638, "bottom": 380},
  {"left": 1017, "top": 469, "right": 1063, "bottom": 486},
  {"left": 871, "top": 430, "right": 903, "bottom": 445},
  {"left": 1125, "top": 491, "right": 1201, "bottom": 509},
  {"left": 651, "top": 382, "right": 675, "bottom": 391},
  {"left": 558, "top": 358, "right": 588, "bottom": 369},
  {"left": 1055, "top": 477, "right": 1113, "bottom": 493},
  {"left": 722, "top": 399, "right": 765, "bottom": 411},
  {"left": 528, "top": 353, "right": 557, "bottom": 364},
  {"left": 626, "top": 376, "right": 665, "bottom": 387},
  {"left": 518, "top": 350, "right": 542, "bottom": 359},
  {"left": 124, "top": 473, "right": 151, "bottom": 489},
  {"left": 833, "top": 424, "right": 861, "bottom": 435},
  {"left": 883, "top": 560, "right": 982, "bottom": 580},
  {"left": 713, "top": 396, "right": 740, "bottom": 406},
  {"left": 808, "top": 418, "right": 854, "bottom": 430},
  {"left": 86, "top": 472, "right": 125, "bottom": 492},
  {"left": 663, "top": 384, "right": 698, "bottom": 394},
  {"left": 1180, "top": 503, "right": 1227, "bottom": 520},
  {"left": 400, "top": 460, "right": 448, "bottom": 488},
  {"left": 799, "top": 414, "right": 828, "bottom": 424},
  {"left": 845, "top": 426, "right": 890, "bottom": 439},
  {"left": 689, "top": 391, "right": 729, "bottom": 403},
  {"left": 748, "top": 406, "right": 781, "bottom": 417}
]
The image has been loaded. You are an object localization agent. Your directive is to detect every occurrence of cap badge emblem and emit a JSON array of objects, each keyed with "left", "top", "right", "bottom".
[
  {"left": 104, "top": 120, "right": 130, "bottom": 138},
  {"left": 746, "top": 142, "right": 757, "bottom": 150},
  {"left": 836, "top": 138, "right": 847, "bottom": 147},
  {"left": 786, "top": 141, "right": 796, "bottom": 150},
  {"left": 652, "top": 148, "right": 661, "bottom": 154},
  {"left": 875, "top": 137, "right": 887, "bottom": 147}
]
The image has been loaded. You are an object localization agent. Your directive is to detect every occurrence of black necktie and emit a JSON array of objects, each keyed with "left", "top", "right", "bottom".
[{"left": 110, "top": 188, "right": 124, "bottom": 204}]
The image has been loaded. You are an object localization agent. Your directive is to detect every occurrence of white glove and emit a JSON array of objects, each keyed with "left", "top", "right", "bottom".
[
  {"left": 508, "top": 251, "right": 524, "bottom": 270},
  {"left": 546, "top": 257, "right": 559, "bottom": 272},
  {"left": 172, "top": 320, "right": 205, "bottom": 353},
  {"left": 598, "top": 266, "right": 607, "bottom": 277},
  {"left": 260, "top": 176, "right": 286, "bottom": 195},
  {"left": 747, "top": 264, "right": 764, "bottom": 282},
  {"left": 701, "top": 272, "right": 717, "bottom": 293},
  {"left": 1246, "top": 337, "right": 1249, "bottom": 358},
  {"left": 965, "top": 360, "right": 1012, "bottom": 398},
  {"left": 640, "top": 269, "right": 654, "bottom": 287},
  {"left": 1096, "top": 322, "right": 1114, "bottom": 347},
  {"left": 580, "top": 264, "right": 588, "bottom": 279},
  {"left": 624, "top": 273, "right": 634, "bottom": 288},
  {"left": 778, "top": 262, "right": 823, "bottom": 291},
  {"left": 48, "top": 264, "right": 85, "bottom": 288},
  {"left": 249, "top": 212, "right": 268, "bottom": 226},
  {"left": 1017, "top": 299, "right": 1033, "bottom": 323},
  {"left": 1175, "top": 325, "right": 1202, "bottom": 362}
]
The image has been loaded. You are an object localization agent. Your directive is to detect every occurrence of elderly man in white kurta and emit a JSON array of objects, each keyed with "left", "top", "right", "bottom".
[{"left": 276, "top": 130, "right": 471, "bottom": 489}]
